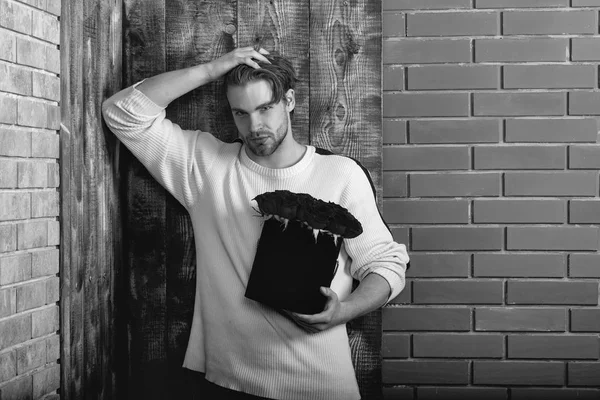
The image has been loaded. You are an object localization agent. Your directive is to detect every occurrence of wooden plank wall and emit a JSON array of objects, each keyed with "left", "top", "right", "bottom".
[
  {"left": 121, "top": 0, "right": 382, "bottom": 398},
  {"left": 60, "top": 0, "right": 124, "bottom": 398}
]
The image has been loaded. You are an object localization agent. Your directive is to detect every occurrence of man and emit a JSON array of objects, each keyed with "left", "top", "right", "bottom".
[{"left": 102, "top": 47, "right": 409, "bottom": 400}]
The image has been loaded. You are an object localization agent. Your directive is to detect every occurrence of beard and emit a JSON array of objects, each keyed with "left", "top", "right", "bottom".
[{"left": 244, "top": 114, "right": 290, "bottom": 157}]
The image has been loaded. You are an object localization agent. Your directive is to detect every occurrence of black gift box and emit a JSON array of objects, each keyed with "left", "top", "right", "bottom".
[
  {"left": 244, "top": 190, "right": 362, "bottom": 315},
  {"left": 245, "top": 217, "right": 343, "bottom": 314}
]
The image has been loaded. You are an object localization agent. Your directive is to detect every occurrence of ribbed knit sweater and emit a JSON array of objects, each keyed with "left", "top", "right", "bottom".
[{"left": 102, "top": 83, "right": 409, "bottom": 400}]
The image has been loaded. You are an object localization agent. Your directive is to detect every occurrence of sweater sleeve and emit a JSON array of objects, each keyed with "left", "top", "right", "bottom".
[
  {"left": 340, "top": 164, "right": 409, "bottom": 303},
  {"left": 101, "top": 81, "right": 224, "bottom": 208}
]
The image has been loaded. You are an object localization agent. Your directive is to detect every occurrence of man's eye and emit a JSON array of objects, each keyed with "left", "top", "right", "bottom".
[
  {"left": 234, "top": 111, "right": 246, "bottom": 117},
  {"left": 261, "top": 106, "right": 272, "bottom": 112}
]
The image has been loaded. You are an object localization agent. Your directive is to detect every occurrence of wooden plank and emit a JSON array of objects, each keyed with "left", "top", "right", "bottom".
[
  {"left": 237, "top": 0, "right": 310, "bottom": 145},
  {"left": 122, "top": 0, "right": 169, "bottom": 399},
  {"left": 310, "top": 1, "right": 383, "bottom": 399}
]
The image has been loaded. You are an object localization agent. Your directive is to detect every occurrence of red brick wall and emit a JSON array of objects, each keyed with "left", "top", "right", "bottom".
[
  {"left": 382, "top": 1, "right": 600, "bottom": 399},
  {"left": 0, "top": 0, "right": 61, "bottom": 398}
]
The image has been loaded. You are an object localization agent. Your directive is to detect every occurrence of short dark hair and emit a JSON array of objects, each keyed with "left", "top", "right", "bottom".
[{"left": 224, "top": 54, "right": 298, "bottom": 107}]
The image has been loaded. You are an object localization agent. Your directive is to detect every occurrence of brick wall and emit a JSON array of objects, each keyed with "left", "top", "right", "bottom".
[
  {"left": 382, "top": 1, "right": 600, "bottom": 399},
  {"left": 0, "top": 0, "right": 61, "bottom": 399}
]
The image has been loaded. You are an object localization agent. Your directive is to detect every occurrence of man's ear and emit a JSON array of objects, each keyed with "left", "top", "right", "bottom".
[{"left": 284, "top": 89, "right": 295, "bottom": 113}]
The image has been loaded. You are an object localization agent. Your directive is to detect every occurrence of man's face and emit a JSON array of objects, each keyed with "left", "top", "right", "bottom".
[{"left": 227, "top": 80, "right": 294, "bottom": 158}]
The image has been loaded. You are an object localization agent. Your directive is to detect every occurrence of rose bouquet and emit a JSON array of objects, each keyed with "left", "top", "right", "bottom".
[{"left": 244, "top": 190, "right": 363, "bottom": 314}]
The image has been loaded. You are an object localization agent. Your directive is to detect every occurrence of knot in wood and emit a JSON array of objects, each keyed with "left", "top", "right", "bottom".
[{"left": 224, "top": 24, "right": 236, "bottom": 35}]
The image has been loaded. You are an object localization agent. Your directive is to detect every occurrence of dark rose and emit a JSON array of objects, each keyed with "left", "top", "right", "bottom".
[
  {"left": 305, "top": 201, "right": 333, "bottom": 230},
  {"left": 325, "top": 206, "right": 348, "bottom": 237},
  {"left": 295, "top": 194, "right": 315, "bottom": 222},
  {"left": 278, "top": 193, "right": 299, "bottom": 220},
  {"left": 340, "top": 208, "right": 363, "bottom": 238},
  {"left": 258, "top": 193, "right": 279, "bottom": 215}
]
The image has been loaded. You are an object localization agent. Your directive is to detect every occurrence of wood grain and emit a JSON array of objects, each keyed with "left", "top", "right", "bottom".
[
  {"left": 237, "top": 0, "right": 310, "bottom": 144},
  {"left": 310, "top": 1, "right": 383, "bottom": 398}
]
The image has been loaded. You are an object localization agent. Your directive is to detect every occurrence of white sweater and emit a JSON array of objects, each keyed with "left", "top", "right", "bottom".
[{"left": 102, "top": 83, "right": 409, "bottom": 400}]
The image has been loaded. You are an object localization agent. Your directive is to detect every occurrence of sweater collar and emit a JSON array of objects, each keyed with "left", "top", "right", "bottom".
[{"left": 239, "top": 145, "right": 315, "bottom": 178}]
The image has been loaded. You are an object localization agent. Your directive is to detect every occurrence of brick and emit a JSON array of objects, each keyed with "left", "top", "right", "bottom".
[
  {"left": 0, "top": 314, "right": 31, "bottom": 350},
  {"left": 31, "top": 191, "right": 59, "bottom": 218},
  {"left": 474, "top": 145, "right": 565, "bottom": 170},
  {"left": 0, "top": 254, "right": 32, "bottom": 285},
  {"left": 31, "top": 131, "right": 60, "bottom": 158},
  {"left": 573, "top": 0, "right": 600, "bottom": 5},
  {"left": 473, "top": 199, "right": 566, "bottom": 223},
  {"left": 46, "top": 104, "right": 59, "bottom": 129},
  {"left": 506, "top": 118, "right": 597, "bottom": 143},
  {"left": 505, "top": 172, "right": 598, "bottom": 197},
  {"left": 0, "top": 287, "right": 16, "bottom": 318},
  {"left": 16, "top": 340, "right": 46, "bottom": 374},
  {"left": 474, "top": 92, "right": 566, "bottom": 116},
  {"left": 383, "top": 13, "right": 404, "bottom": 37},
  {"left": 384, "top": 39, "right": 471, "bottom": 64},
  {"left": 383, "top": 387, "right": 414, "bottom": 400},
  {"left": 573, "top": 39, "right": 600, "bottom": 62},
  {"left": 0, "top": 0, "right": 31, "bottom": 34},
  {"left": 571, "top": 200, "right": 600, "bottom": 223},
  {"left": 0, "top": 375, "right": 32, "bottom": 400},
  {"left": 571, "top": 309, "right": 600, "bottom": 332},
  {"left": 414, "top": 280, "right": 503, "bottom": 304},
  {"left": 507, "top": 227, "right": 599, "bottom": 251},
  {"left": 509, "top": 335, "right": 598, "bottom": 360},
  {"left": 0, "top": 93, "right": 18, "bottom": 124},
  {"left": 383, "top": 66, "right": 404, "bottom": 90},
  {"left": 475, "top": 307, "right": 566, "bottom": 331},
  {"left": 504, "top": 11, "right": 596, "bottom": 35},
  {"left": 16, "top": 280, "right": 46, "bottom": 312},
  {"left": 383, "top": 307, "right": 471, "bottom": 331},
  {"left": 383, "top": 172, "right": 407, "bottom": 197},
  {"left": 47, "top": 163, "right": 59, "bottom": 188},
  {"left": 409, "top": 119, "right": 500, "bottom": 144},
  {"left": 16, "top": 37, "right": 46, "bottom": 69},
  {"left": 508, "top": 280, "right": 599, "bottom": 305},
  {"left": 418, "top": 387, "right": 508, "bottom": 400},
  {"left": 384, "top": 0, "right": 471, "bottom": 10},
  {"left": 32, "top": 72, "right": 60, "bottom": 102},
  {"left": 383, "top": 146, "right": 470, "bottom": 170},
  {"left": 569, "top": 363, "right": 600, "bottom": 386},
  {"left": 18, "top": 0, "right": 45, "bottom": 9},
  {"left": 0, "top": 63, "right": 32, "bottom": 95},
  {"left": 569, "top": 91, "right": 600, "bottom": 115},
  {"left": 32, "top": 305, "right": 58, "bottom": 337},
  {"left": 382, "top": 333, "right": 410, "bottom": 358},
  {"left": 384, "top": 93, "right": 469, "bottom": 117},
  {"left": 46, "top": 276, "right": 58, "bottom": 303},
  {"left": 410, "top": 172, "right": 501, "bottom": 197},
  {"left": 384, "top": 199, "right": 468, "bottom": 224},
  {"left": 0, "top": 224, "right": 17, "bottom": 252},
  {"left": 0, "top": 160, "right": 18, "bottom": 189},
  {"left": 31, "top": 10, "right": 59, "bottom": 44},
  {"left": 390, "top": 280, "right": 412, "bottom": 304},
  {"left": 31, "top": 249, "right": 59, "bottom": 278},
  {"left": 0, "top": 192, "right": 31, "bottom": 221},
  {"left": 32, "top": 364, "right": 59, "bottom": 399},
  {"left": 412, "top": 227, "right": 503, "bottom": 251},
  {"left": 0, "top": 350, "right": 16, "bottom": 383},
  {"left": 17, "top": 98, "right": 48, "bottom": 129},
  {"left": 45, "top": 46, "right": 59, "bottom": 74},
  {"left": 18, "top": 161, "right": 48, "bottom": 188},
  {"left": 476, "top": 0, "right": 568, "bottom": 6},
  {"left": 47, "top": 221, "right": 59, "bottom": 245},
  {"left": 570, "top": 145, "right": 600, "bottom": 169},
  {"left": 474, "top": 361, "right": 564, "bottom": 385},
  {"left": 46, "top": 0, "right": 60, "bottom": 15},
  {"left": 46, "top": 335, "right": 59, "bottom": 362},
  {"left": 475, "top": 253, "right": 566, "bottom": 278},
  {"left": 0, "top": 28, "right": 16, "bottom": 62},
  {"left": 406, "top": 254, "right": 470, "bottom": 278},
  {"left": 383, "top": 120, "right": 406, "bottom": 144},
  {"left": 570, "top": 254, "right": 600, "bottom": 278},
  {"left": 383, "top": 360, "right": 469, "bottom": 385},
  {"left": 407, "top": 65, "right": 499, "bottom": 90},
  {"left": 0, "top": 127, "right": 31, "bottom": 157},
  {"left": 407, "top": 12, "right": 498, "bottom": 37},
  {"left": 512, "top": 388, "right": 600, "bottom": 400},
  {"left": 414, "top": 333, "right": 504, "bottom": 358},
  {"left": 17, "top": 221, "right": 47, "bottom": 250},
  {"left": 390, "top": 227, "right": 408, "bottom": 245},
  {"left": 504, "top": 65, "right": 596, "bottom": 89},
  {"left": 475, "top": 38, "right": 568, "bottom": 62}
]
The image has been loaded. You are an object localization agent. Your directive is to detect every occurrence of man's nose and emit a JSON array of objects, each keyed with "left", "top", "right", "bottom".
[{"left": 249, "top": 114, "right": 262, "bottom": 132}]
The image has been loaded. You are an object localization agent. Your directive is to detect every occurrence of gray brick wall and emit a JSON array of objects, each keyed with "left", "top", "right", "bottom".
[
  {"left": 383, "top": 1, "right": 600, "bottom": 398},
  {"left": 0, "top": 0, "right": 61, "bottom": 398}
]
